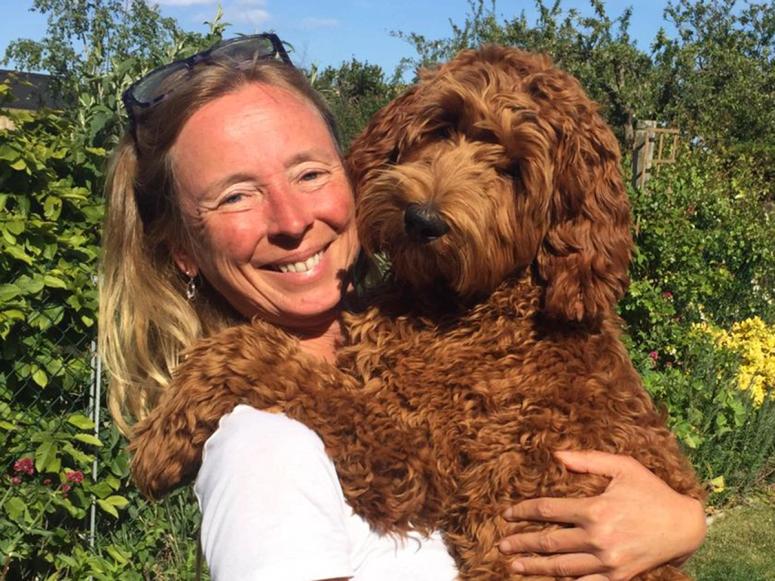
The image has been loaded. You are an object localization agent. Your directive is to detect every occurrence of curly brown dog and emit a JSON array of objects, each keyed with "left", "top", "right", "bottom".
[{"left": 130, "top": 46, "right": 705, "bottom": 580}]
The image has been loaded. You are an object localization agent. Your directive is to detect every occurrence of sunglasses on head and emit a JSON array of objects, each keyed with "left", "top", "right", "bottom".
[{"left": 122, "top": 33, "right": 293, "bottom": 131}]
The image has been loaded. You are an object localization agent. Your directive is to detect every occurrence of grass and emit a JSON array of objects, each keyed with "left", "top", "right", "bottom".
[{"left": 686, "top": 491, "right": 775, "bottom": 581}]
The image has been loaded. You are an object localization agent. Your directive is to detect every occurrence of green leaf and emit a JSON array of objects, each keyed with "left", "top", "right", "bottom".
[
  {"left": 9, "top": 158, "right": 26, "bottom": 171},
  {"left": 35, "top": 440, "right": 60, "bottom": 473},
  {"left": 0, "top": 284, "right": 21, "bottom": 301},
  {"left": 105, "top": 544, "right": 129, "bottom": 565},
  {"left": 4, "top": 245, "right": 33, "bottom": 265},
  {"left": 62, "top": 442, "right": 94, "bottom": 465},
  {"left": 0, "top": 420, "right": 16, "bottom": 431},
  {"left": 105, "top": 495, "right": 129, "bottom": 509},
  {"left": 97, "top": 498, "right": 118, "bottom": 518},
  {"left": 1, "top": 227, "right": 16, "bottom": 245},
  {"left": 4, "top": 496, "right": 27, "bottom": 522},
  {"left": 15, "top": 276, "right": 44, "bottom": 294},
  {"left": 104, "top": 474, "right": 121, "bottom": 490},
  {"left": 6, "top": 220, "right": 26, "bottom": 235},
  {"left": 43, "top": 275, "right": 68, "bottom": 289},
  {"left": 43, "top": 195, "right": 63, "bottom": 220},
  {"left": 0, "top": 143, "right": 18, "bottom": 161},
  {"left": 57, "top": 554, "right": 78, "bottom": 569},
  {"left": 89, "top": 481, "right": 113, "bottom": 499},
  {"left": 109, "top": 453, "right": 129, "bottom": 478},
  {"left": 53, "top": 495, "right": 82, "bottom": 518},
  {"left": 67, "top": 413, "right": 95, "bottom": 431},
  {"left": 32, "top": 367, "right": 48, "bottom": 387},
  {"left": 73, "top": 433, "right": 103, "bottom": 447}
]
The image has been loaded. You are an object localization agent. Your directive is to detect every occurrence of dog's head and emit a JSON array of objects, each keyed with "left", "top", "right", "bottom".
[{"left": 347, "top": 46, "right": 632, "bottom": 322}]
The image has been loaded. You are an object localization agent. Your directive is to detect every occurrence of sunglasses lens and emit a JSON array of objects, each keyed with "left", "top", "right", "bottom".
[
  {"left": 211, "top": 36, "right": 281, "bottom": 64},
  {"left": 124, "top": 34, "right": 290, "bottom": 118},
  {"left": 132, "top": 61, "right": 190, "bottom": 106}
]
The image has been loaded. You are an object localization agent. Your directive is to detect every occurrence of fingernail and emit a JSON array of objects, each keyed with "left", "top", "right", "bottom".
[
  {"left": 503, "top": 507, "right": 513, "bottom": 518},
  {"left": 499, "top": 540, "right": 510, "bottom": 553},
  {"left": 511, "top": 561, "right": 525, "bottom": 572}
]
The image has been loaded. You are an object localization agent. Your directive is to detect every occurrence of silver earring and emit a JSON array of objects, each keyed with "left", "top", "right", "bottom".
[{"left": 185, "top": 272, "right": 197, "bottom": 301}]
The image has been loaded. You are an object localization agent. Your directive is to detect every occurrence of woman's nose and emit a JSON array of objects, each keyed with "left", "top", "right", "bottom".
[{"left": 266, "top": 186, "right": 313, "bottom": 243}]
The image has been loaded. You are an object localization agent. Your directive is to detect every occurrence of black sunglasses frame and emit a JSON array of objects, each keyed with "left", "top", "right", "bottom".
[{"left": 122, "top": 33, "right": 292, "bottom": 131}]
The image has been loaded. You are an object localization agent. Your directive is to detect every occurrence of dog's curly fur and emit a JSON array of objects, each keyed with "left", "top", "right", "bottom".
[{"left": 130, "top": 46, "right": 705, "bottom": 580}]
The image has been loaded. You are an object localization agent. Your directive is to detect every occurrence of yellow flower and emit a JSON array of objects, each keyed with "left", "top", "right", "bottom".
[{"left": 694, "top": 317, "right": 775, "bottom": 406}]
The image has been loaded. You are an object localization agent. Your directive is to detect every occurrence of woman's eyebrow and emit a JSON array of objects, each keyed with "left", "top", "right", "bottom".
[{"left": 284, "top": 149, "right": 338, "bottom": 168}]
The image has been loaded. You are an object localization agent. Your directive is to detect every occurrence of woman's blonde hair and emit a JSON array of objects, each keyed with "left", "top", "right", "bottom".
[{"left": 99, "top": 56, "right": 340, "bottom": 434}]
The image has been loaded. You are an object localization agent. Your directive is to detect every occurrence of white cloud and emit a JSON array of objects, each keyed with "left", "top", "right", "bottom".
[
  {"left": 299, "top": 17, "right": 339, "bottom": 30},
  {"left": 235, "top": 0, "right": 267, "bottom": 5},
  {"left": 228, "top": 8, "right": 271, "bottom": 26}
]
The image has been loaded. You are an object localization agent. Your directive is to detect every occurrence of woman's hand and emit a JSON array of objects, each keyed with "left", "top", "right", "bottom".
[{"left": 498, "top": 450, "right": 706, "bottom": 581}]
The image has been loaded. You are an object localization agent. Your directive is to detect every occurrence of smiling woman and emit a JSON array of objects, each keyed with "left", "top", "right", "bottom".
[
  {"left": 169, "top": 83, "right": 359, "bottom": 333},
  {"left": 98, "top": 34, "right": 459, "bottom": 579}
]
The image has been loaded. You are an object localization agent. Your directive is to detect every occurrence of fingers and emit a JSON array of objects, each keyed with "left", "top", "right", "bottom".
[
  {"left": 510, "top": 553, "right": 604, "bottom": 577},
  {"left": 504, "top": 496, "right": 596, "bottom": 526},
  {"left": 500, "top": 526, "right": 594, "bottom": 555},
  {"left": 553, "top": 449, "right": 639, "bottom": 478}
]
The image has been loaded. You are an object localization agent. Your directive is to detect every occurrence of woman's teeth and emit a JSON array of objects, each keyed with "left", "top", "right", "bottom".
[{"left": 275, "top": 250, "right": 323, "bottom": 273}]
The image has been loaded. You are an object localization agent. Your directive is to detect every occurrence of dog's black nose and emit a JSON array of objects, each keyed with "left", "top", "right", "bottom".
[{"left": 404, "top": 203, "right": 449, "bottom": 243}]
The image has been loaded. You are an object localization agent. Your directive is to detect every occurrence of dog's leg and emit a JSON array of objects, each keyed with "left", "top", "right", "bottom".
[{"left": 130, "top": 321, "right": 439, "bottom": 534}]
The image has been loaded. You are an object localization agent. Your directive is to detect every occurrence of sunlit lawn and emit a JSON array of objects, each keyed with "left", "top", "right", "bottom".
[{"left": 687, "top": 491, "right": 775, "bottom": 581}]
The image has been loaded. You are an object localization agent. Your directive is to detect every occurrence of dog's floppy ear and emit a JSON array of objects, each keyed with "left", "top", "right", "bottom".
[
  {"left": 527, "top": 68, "right": 632, "bottom": 322},
  {"left": 346, "top": 86, "right": 422, "bottom": 201}
]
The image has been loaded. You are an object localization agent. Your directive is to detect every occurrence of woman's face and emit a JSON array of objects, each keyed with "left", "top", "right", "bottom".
[{"left": 170, "top": 83, "right": 359, "bottom": 330}]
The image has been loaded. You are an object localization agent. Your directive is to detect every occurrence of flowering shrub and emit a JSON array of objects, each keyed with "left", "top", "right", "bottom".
[
  {"left": 0, "top": 97, "right": 200, "bottom": 579},
  {"left": 621, "top": 146, "right": 775, "bottom": 503},
  {"left": 696, "top": 317, "right": 775, "bottom": 406}
]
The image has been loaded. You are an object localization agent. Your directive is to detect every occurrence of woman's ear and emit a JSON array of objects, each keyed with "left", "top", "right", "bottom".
[{"left": 173, "top": 248, "right": 198, "bottom": 278}]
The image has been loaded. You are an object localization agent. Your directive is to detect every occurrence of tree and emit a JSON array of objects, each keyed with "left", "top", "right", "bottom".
[
  {"left": 652, "top": 1, "right": 775, "bottom": 163},
  {"left": 313, "top": 59, "right": 404, "bottom": 148},
  {"left": 5, "top": 1, "right": 203, "bottom": 104},
  {"left": 396, "top": 0, "right": 775, "bottom": 153},
  {"left": 4, "top": 0, "right": 224, "bottom": 150}
]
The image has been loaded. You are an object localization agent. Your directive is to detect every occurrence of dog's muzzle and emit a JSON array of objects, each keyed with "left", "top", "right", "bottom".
[{"left": 404, "top": 203, "right": 449, "bottom": 244}]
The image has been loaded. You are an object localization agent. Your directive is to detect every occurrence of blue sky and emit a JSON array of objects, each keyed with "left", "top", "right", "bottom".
[{"left": 2, "top": 1, "right": 676, "bottom": 74}]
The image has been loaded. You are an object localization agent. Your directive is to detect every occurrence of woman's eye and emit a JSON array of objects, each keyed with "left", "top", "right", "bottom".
[
  {"left": 221, "top": 194, "right": 245, "bottom": 204},
  {"left": 220, "top": 192, "right": 247, "bottom": 206},
  {"left": 300, "top": 170, "right": 326, "bottom": 182}
]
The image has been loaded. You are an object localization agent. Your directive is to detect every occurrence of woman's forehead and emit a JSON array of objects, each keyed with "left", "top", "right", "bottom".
[{"left": 170, "top": 84, "right": 340, "bottom": 200}]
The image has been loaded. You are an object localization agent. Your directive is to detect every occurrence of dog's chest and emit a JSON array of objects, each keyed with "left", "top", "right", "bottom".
[{"left": 341, "top": 283, "right": 576, "bottom": 418}]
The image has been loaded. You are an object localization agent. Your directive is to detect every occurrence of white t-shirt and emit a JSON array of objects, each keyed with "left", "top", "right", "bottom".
[{"left": 195, "top": 405, "right": 459, "bottom": 580}]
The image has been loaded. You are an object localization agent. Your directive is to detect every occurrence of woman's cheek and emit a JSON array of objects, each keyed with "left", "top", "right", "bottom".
[
  {"left": 323, "top": 183, "right": 356, "bottom": 230},
  {"left": 203, "top": 210, "right": 267, "bottom": 261}
]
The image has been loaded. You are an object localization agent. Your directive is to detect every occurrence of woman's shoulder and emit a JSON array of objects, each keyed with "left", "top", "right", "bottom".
[{"left": 204, "top": 404, "right": 325, "bottom": 458}]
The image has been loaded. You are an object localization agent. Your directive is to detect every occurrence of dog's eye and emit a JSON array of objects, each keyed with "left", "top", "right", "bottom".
[
  {"left": 388, "top": 147, "right": 400, "bottom": 165},
  {"left": 497, "top": 163, "right": 521, "bottom": 179}
]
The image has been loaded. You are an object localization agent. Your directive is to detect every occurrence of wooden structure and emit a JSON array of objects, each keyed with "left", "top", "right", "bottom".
[
  {"left": 631, "top": 120, "right": 680, "bottom": 190},
  {"left": 0, "top": 70, "right": 61, "bottom": 130}
]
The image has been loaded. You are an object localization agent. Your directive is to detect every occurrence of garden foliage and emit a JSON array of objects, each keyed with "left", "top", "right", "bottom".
[
  {"left": 0, "top": 88, "right": 206, "bottom": 579},
  {"left": 621, "top": 150, "right": 775, "bottom": 502},
  {"left": 0, "top": 0, "right": 773, "bottom": 577}
]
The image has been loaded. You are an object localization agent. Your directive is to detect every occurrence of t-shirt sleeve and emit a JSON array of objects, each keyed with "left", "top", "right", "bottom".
[{"left": 194, "top": 405, "right": 354, "bottom": 580}]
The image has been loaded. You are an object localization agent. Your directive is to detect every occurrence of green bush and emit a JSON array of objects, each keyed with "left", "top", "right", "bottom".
[
  {"left": 621, "top": 146, "right": 775, "bottom": 503},
  {"left": 312, "top": 59, "right": 405, "bottom": 149}
]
